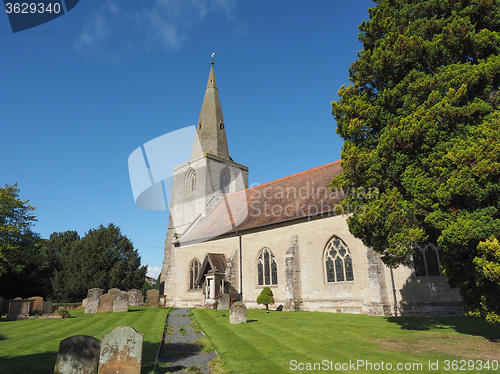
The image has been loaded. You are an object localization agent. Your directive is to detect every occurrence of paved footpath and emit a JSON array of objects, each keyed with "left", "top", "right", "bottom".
[{"left": 157, "top": 307, "right": 216, "bottom": 373}]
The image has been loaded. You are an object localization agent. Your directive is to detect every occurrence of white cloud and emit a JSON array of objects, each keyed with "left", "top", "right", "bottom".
[
  {"left": 146, "top": 264, "right": 162, "bottom": 279},
  {"left": 74, "top": 0, "right": 241, "bottom": 57}
]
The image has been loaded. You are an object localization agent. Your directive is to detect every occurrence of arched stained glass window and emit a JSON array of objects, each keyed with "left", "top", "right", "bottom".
[
  {"left": 257, "top": 248, "right": 277, "bottom": 286},
  {"left": 412, "top": 243, "right": 442, "bottom": 276},
  {"left": 189, "top": 258, "right": 201, "bottom": 290},
  {"left": 185, "top": 168, "right": 196, "bottom": 195},
  {"left": 324, "top": 236, "right": 354, "bottom": 282}
]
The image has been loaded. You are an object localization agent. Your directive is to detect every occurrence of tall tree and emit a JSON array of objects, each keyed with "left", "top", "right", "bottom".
[
  {"left": 52, "top": 224, "right": 146, "bottom": 302},
  {"left": 331, "top": 0, "right": 500, "bottom": 320},
  {"left": 0, "top": 183, "right": 37, "bottom": 276}
]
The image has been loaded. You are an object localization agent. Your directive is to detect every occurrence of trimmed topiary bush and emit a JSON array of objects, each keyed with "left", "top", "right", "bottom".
[{"left": 257, "top": 287, "right": 275, "bottom": 311}]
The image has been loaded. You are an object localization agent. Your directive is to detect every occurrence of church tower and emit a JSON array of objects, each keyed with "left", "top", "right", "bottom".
[{"left": 160, "top": 62, "right": 248, "bottom": 301}]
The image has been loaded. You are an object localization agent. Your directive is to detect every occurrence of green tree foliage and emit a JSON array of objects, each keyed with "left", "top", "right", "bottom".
[
  {"left": 473, "top": 237, "right": 500, "bottom": 323},
  {"left": 52, "top": 224, "right": 147, "bottom": 302},
  {"left": 0, "top": 183, "right": 37, "bottom": 276},
  {"left": 0, "top": 184, "right": 49, "bottom": 298},
  {"left": 256, "top": 287, "right": 275, "bottom": 310},
  {"left": 331, "top": 0, "right": 500, "bottom": 319}
]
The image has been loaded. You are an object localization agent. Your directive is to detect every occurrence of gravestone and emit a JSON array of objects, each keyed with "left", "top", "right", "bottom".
[
  {"left": 217, "top": 293, "right": 230, "bottom": 311},
  {"left": 87, "top": 288, "right": 103, "bottom": 299},
  {"left": 127, "top": 289, "right": 142, "bottom": 306},
  {"left": 42, "top": 300, "right": 54, "bottom": 314},
  {"left": 98, "top": 294, "right": 114, "bottom": 313},
  {"left": 98, "top": 326, "right": 143, "bottom": 374},
  {"left": 146, "top": 289, "right": 159, "bottom": 307},
  {"left": 113, "top": 293, "right": 128, "bottom": 313},
  {"left": 85, "top": 297, "right": 99, "bottom": 314},
  {"left": 7, "top": 299, "right": 33, "bottom": 320},
  {"left": 53, "top": 335, "right": 100, "bottom": 374},
  {"left": 82, "top": 298, "right": 88, "bottom": 308},
  {"left": 28, "top": 296, "right": 44, "bottom": 312},
  {"left": 107, "top": 288, "right": 121, "bottom": 296},
  {"left": 229, "top": 301, "right": 247, "bottom": 324},
  {"left": 276, "top": 305, "right": 284, "bottom": 311},
  {"left": 0, "top": 296, "right": 8, "bottom": 316}
]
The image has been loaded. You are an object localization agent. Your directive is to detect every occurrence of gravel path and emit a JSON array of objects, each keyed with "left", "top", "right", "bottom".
[{"left": 157, "top": 308, "right": 216, "bottom": 373}]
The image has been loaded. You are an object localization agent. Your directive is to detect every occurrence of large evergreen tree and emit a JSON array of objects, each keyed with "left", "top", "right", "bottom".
[
  {"left": 331, "top": 0, "right": 500, "bottom": 320},
  {"left": 52, "top": 224, "right": 147, "bottom": 302}
]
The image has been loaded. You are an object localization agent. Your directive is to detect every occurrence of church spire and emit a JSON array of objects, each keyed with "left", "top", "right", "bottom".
[{"left": 190, "top": 61, "right": 230, "bottom": 161}]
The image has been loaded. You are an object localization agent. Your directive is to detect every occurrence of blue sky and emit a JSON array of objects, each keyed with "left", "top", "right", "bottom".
[{"left": 1, "top": 0, "right": 374, "bottom": 278}]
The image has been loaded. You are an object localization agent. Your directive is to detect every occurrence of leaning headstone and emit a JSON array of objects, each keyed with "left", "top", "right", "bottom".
[
  {"left": 42, "top": 300, "right": 54, "bottom": 314},
  {"left": 7, "top": 299, "right": 33, "bottom": 320},
  {"left": 53, "top": 335, "right": 100, "bottom": 374},
  {"left": 113, "top": 293, "right": 128, "bottom": 313},
  {"left": 28, "top": 296, "right": 44, "bottom": 312},
  {"left": 146, "top": 289, "right": 159, "bottom": 307},
  {"left": 0, "top": 296, "right": 8, "bottom": 316},
  {"left": 107, "top": 288, "right": 121, "bottom": 296},
  {"left": 85, "top": 297, "right": 100, "bottom": 314},
  {"left": 98, "top": 294, "right": 114, "bottom": 313},
  {"left": 217, "top": 293, "right": 230, "bottom": 311},
  {"left": 98, "top": 326, "right": 143, "bottom": 374},
  {"left": 127, "top": 289, "right": 142, "bottom": 306},
  {"left": 229, "top": 301, "right": 247, "bottom": 324},
  {"left": 87, "top": 288, "right": 103, "bottom": 299}
]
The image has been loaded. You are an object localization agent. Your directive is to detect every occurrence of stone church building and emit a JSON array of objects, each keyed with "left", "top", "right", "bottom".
[{"left": 159, "top": 63, "right": 462, "bottom": 316}]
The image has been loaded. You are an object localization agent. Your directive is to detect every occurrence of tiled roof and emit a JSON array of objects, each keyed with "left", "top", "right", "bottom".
[{"left": 177, "top": 161, "right": 343, "bottom": 245}]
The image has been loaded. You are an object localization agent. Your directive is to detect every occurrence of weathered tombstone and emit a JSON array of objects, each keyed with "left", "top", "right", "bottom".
[
  {"left": 113, "top": 293, "right": 128, "bottom": 313},
  {"left": 53, "top": 335, "right": 100, "bottom": 374},
  {"left": 229, "top": 301, "right": 247, "bottom": 324},
  {"left": 98, "top": 326, "right": 143, "bottom": 374},
  {"left": 127, "top": 289, "right": 142, "bottom": 307},
  {"left": 0, "top": 296, "right": 8, "bottom": 316},
  {"left": 85, "top": 297, "right": 100, "bottom": 314},
  {"left": 43, "top": 300, "right": 54, "bottom": 314},
  {"left": 82, "top": 298, "right": 88, "bottom": 309},
  {"left": 87, "top": 288, "right": 103, "bottom": 299},
  {"left": 107, "top": 288, "right": 121, "bottom": 296},
  {"left": 146, "top": 289, "right": 159, "bottom": 307},
  {"left": 217, "top": 293, "right": 230, "bottom": 311},
  {"left": 276, "top": 304, "right": 284, "bottom": 311},
  {"left": 28, "top": 296, "right": 44, "bottom": 312},
  {"left": 7, "top": 299, "right": 33, "bottom": 320},
  {"left": 98, "top": 294, "right": 114, "bottom": 313}
]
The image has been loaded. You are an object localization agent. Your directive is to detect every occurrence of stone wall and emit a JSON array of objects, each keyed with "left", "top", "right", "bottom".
[{"left": 167, "top": 214, "right": 462, "bottom": 316}]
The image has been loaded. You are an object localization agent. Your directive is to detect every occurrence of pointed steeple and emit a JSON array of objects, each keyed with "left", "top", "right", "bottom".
[{"left": 191, "top": 61, "right": 230, "bottom": 161}]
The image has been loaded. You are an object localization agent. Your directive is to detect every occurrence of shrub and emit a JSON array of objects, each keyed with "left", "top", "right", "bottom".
[
  {"left": 55, "top": 309, "right": 70, "bottom": 318},
  {"left": 256, "top": 287, "right": 275, "bottom": 311}
]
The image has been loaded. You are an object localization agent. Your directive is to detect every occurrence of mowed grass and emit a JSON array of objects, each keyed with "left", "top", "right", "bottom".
[
  {"left": 192, "top": 309, "right": 500, "bottom": 374},
  {"left": 0, "top": 306, "right": 169, "bottom": 374}
]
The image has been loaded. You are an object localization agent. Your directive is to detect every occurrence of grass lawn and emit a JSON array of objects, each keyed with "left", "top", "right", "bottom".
[
  {"left": 0, "top": 306, "right": 169, "bottom": 374},
  {"left": 192, "top": 308, "right": 500, "bottom": 374}
]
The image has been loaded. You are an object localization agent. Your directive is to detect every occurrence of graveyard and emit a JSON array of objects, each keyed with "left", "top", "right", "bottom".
[
  {"left": 191, "top": 308, "right": 500, "bottom": 374},
  {"left": 1, "top": 301, "right": 499, "bottom": 373},
  {"left": 0, "top": 306, "right": 168, "bottom": 373}
]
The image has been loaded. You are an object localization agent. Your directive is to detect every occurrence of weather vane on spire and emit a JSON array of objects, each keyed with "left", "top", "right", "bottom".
[{"left": 211, "top": 52, "right": 215, "bottom": 64}]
